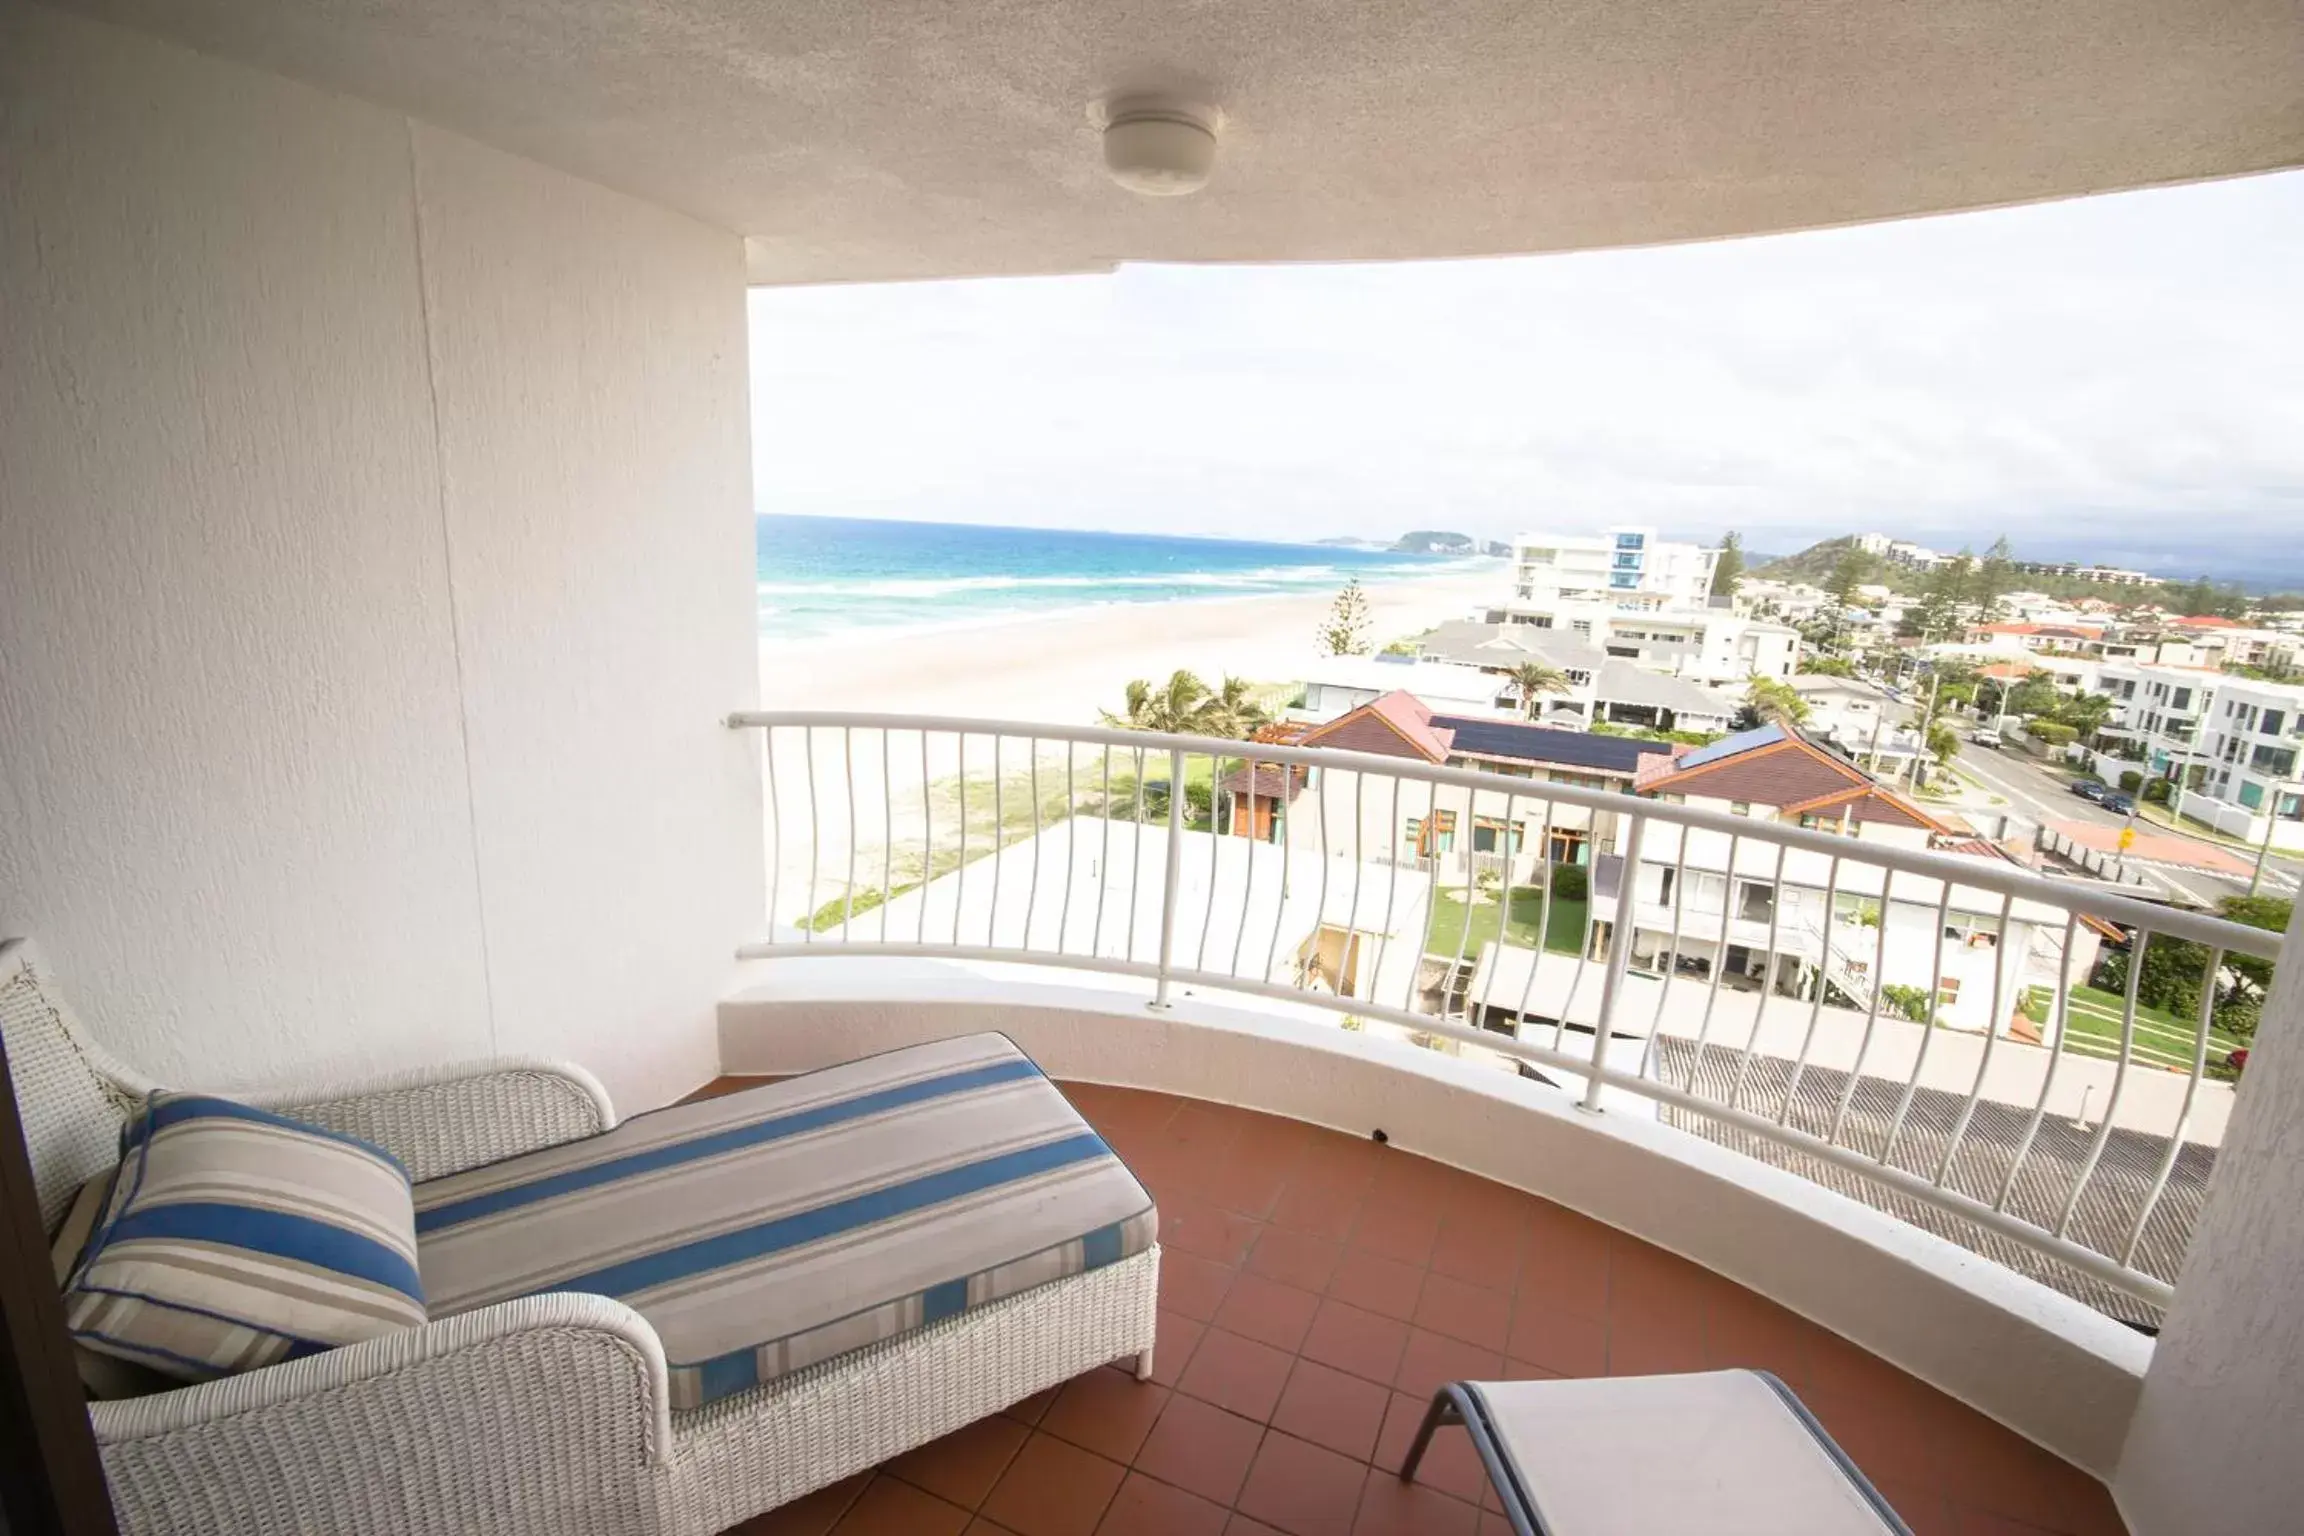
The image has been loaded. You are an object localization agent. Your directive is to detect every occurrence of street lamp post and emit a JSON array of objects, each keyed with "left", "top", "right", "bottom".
[{"left": 2249, "top": 777, "right": 2296, "bottom": 896}]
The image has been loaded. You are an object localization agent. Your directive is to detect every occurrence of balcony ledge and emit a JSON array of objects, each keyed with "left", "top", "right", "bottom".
[{"left": 720, "top": 953, "right": 2151, "bottom": 1476}]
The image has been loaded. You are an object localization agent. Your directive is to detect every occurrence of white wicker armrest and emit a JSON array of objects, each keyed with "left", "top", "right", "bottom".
[
  {"left": 93, "top": 1295, "right": 675, "bottom": 1536},
  {"left": 237, "top": 1057, "right": 617, "bottom": 1181}
]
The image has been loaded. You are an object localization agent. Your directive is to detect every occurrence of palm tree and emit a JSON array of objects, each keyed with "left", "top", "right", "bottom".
[
  {"left": 1744, "top": 675, "right": 1811, "bottom": 728},
  {"left": 1204, "top": 676, "right": 1272, "bottom": 740},
  {"left": 1101, "top": 670, "right": 1269, "bottom": 740},
  {"left": 1505, "top": 661, "right": 1571, "bottom": 721}
]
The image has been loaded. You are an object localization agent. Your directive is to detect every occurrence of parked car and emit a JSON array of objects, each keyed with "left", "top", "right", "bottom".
[
  {"left": 2101, "top": 791, "right": 2137, "bottom": 815},
  {"left": 2071, "top": 779, "right": 2108, "bottom": 802},
  {"left": 1970, "top": 728, "right": 2002, "bottom": 749}
]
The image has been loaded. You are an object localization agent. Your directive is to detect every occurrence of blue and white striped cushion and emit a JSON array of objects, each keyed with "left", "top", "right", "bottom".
[
  {"left": 58, "top": 1094, "right": 427, "bottom": 1381},
  {"left": 416, "top": 1033, "right": 1157, "bottom": 1409}
]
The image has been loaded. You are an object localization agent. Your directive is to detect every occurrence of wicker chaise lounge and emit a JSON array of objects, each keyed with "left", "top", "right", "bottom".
[{"left": 6, "top": 939, "right": 1160, "bottom": 1536}]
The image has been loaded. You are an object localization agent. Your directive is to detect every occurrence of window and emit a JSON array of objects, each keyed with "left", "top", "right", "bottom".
[
  {"left": 1522, "top": 548, "right": 1558, "bottom": 564},
  {"left": 1936, "top": 976, "right": 1961, "bottom": 1002},
  {"left": 2173, "top": 687, "right": 2193, "bottom": 710},
  {"left": 1472, "top": 818, "right": 1524, "bottom": 855},
  {"left": 2252, "top": 744, "right": 2297, "bottom": 776},
  {"left": 1615, "top": 532, "right": 1646, "bottom": 549},
  {"left": 2240, "top": 781, "right": 2265, "bottom": 810},
  {"left": 1729, "top": 801, "right": 1752, "bottom": 816},
  {"left": 2265, "top": 710, "right": 2287, "bottom": 737}
]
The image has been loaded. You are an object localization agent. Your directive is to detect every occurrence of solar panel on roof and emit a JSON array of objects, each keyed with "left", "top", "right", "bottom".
[
  {"left": 1427, "top": 717, "right": 1658, "bottom": 772},
  {"left": 1670, "top": 723, "right": 1784, "bottom": 770}
]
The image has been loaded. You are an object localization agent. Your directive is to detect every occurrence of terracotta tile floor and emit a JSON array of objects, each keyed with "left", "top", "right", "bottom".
[{"left": 722, "top": 1083, "right": 2128, "bottom": 1536}]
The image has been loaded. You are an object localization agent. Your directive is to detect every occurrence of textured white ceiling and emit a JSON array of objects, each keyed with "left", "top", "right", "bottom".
[{"left": 55, "top": 0, "right": 2304, "bottom": 285}]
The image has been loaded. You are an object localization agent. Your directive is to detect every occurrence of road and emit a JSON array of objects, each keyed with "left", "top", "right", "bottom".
[{"left": 1947, "top": 737, "right": 2300, "bottom": 906}]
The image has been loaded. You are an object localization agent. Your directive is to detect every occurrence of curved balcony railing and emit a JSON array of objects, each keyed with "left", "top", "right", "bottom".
[{"left": 726, "top": 710, "right": 2283, "bottom": 1320}]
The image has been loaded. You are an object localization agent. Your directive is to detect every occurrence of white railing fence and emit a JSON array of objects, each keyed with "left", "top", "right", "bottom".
[{"left": 727, "top": 711, "right": 2282, "bottom": 1318}]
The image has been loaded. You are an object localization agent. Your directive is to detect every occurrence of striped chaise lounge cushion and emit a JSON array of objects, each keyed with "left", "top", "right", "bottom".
[{"left": 414, "top": 1033, "right": 1156, "bottom": 1409}]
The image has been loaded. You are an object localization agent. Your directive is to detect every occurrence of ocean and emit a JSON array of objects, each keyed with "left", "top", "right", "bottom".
[{"left": 756, "top": 515, "right": 1481, "bottom": 642}]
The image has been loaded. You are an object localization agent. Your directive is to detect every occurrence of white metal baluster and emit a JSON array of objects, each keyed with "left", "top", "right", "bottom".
[
  {"left": 841, "top": 727, "right": 858, "bottom": 941},
  {"left": 1152, "top": 747, "right": 1186, "bottom": 1008},
  {"left": 988, "top": 735, "right": 1004, "bottom": 945},
  {"left": 1342, "top": 771, "right": 1368, "bottom": 994},
  {"left": 919, "top": 730, "right": 932, "bottom": 947},
  {"left": 1059, "top": 743, "right": 1077, "bottom": 956},
  {"left": 1445, "top": 785, "right": 1483, "bottom": 1023},
  {"left": 1198, "top": 752, "right": 1222, "bottom": 971},
  {"left": 2119, "top": 946, "right": 2225, "bottom": 1270},
  {"left": 1519, "top": 800, "right": 1558, "bottom": 1037},
  {"left": 1994, "top": 913, "right": 2083, "bottom": 1211},
  {"left": 1640, "top": 828, "right": 1693, "bottom": 1082},
  {"left": 1725, "top": 841, "right": 1792, "bottom": 1110},
  {"left": 1269, "top": 758, "right": 1296, "bottom": 987},
  {"left": 1774, "top": 855, "right": 1845, "bottom": 1123},
  {"left": 1553, "top": 811, "right": 1612, "bottom": 1053},
  {"left": 1418, "top": 786, "right": 1445, "bottom": 1014},
  {"left": 1681, "top": 833, "right": 1745, "bottom": 1094},
  {"left": 1232, "top": 756, "right": 1260, "bottom": 976},
  {"left": 952, "top": 733, "right": 967, "bottom": 947},
  {"left": 1024, "top": 738, "right": 1044, "bottom": 948},
  {"left": 1932, "top": 892, "right": 2021, "bottom": 1186},
  {"left": 1311, "top": 763, "right": 1334, "bottom": 995},
  {"left": 1128, "top": 746, "right": 1146, "bottom": 962},
  {"left": 1369, "top": 771, "right": 1403, "bottom": 1002},
  {"left": 2057, "top": 931, "right": 2149, "bottom": 1238},
  {"left": 803, "top": 724, "right": 819, "bottom": 945},
  {"left": 1092, "top": 749, "right": 1113, "bottom": 957},
  {"left": 766, "top": 726, "right": 782, "bottom": 935},
  {"left": 1878, "top": 882, "right": 1958, "bottom": 1167},
  {"left": 879, "top": 728, "right": 894, "bottom": 943},
  {"left": 1584, "top": 812, "right": 1648, "bottom": 1111},
  {"left": 1825, "top": 870, "right": 1899, "bottom": 1144},
  {"left": 1482, "top": 789, "right": 1521, "bottom": 1030}
]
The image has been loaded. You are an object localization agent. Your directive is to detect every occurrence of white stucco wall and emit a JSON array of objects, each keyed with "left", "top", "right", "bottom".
[
  {"left": 2113, "top": 898, "right": 2304, "bottom": 1535},
  {"left": 0, "top": 8, "right": 762, "bottom": 1112}
]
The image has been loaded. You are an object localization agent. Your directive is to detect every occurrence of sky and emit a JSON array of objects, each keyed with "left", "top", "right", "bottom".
[{"left": 749, "top": 170, "right": 2304, "bottom": 581}]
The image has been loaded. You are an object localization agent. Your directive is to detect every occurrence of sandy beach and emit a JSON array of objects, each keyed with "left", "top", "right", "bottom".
[
  {"left": 756, "top": 569, "right": 1498, "bottom": 722},
  {"left": 754, "top": 569, "right": 1498, "bottom": 922}
]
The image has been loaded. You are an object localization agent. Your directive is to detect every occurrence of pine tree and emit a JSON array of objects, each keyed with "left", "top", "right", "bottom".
[
  {"left": 1711, "top": 532, "right": 1745, "bottom": 598},
  {"left": 1316, "top": 579, "right": 1373, "bottom": 657}
]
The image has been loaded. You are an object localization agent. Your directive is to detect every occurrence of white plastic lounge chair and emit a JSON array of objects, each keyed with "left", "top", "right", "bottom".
[
  {"left": 5, "top": 939, "right": 1160, "bottom": 1536},
  {"left": 1400, "top": 1369, "right": 1913, "bottom": 1535}
]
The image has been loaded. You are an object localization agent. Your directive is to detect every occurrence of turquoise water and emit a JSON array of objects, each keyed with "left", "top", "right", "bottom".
[{"left": 757, "top": 515, "right": 1479, "bottom": 641}]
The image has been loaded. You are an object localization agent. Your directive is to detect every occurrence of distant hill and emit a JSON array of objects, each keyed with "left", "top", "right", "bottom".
[
  {"left": 1393, "top": 530, "right": 1477, "bottom": 554},
  {"left": 1749, "top": 536, "right": 1870, "bottom": 587}
]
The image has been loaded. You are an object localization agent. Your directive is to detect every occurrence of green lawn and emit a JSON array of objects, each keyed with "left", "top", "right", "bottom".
[
  {"left": 2021, "top": 983, "right": 2245, "bottom": 1072},
  {"left": 1426, "top": 884, "right": 1589, "bottom": 960}
]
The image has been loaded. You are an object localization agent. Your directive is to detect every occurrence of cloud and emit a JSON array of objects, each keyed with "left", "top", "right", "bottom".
[{"left": 749, "top": 170, "right": 2304, "bottom": 569}]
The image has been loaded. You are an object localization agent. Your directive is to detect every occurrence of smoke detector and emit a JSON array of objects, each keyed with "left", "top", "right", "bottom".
[{"left": 1098, "top": 96, "right": 1220, "bottom": 197}]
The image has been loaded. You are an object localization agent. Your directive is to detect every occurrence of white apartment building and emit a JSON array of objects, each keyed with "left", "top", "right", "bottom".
[
  {"left": 2092, "top": 662, "right": 2304, "bottom": 851},
  {"left": 1485, "top": 527, "right": 1798, "bottom": 688},
  {"left": 1508, "top": 525, "right": 1719, "bottom": 607}
]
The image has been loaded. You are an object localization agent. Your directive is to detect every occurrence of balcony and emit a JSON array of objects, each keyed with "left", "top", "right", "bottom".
[
  {"left": 725, "top": 709, "right": 2289, "bottom": 1529},
  {"left": 724, "top": 1080, "right": 2127, "bottom": 1535}
]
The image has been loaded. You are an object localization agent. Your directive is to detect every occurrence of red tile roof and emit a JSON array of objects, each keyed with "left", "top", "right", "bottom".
[
  {"left": 1300, "top": 690, "right": 1455, "bottom": 763},
  {"left": 1639, "top": 730, "right": 1950, "bottom": 831}
]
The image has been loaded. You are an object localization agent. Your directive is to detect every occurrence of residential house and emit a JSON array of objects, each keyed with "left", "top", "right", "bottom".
[
  {"left": 1585, "top": 726, "right": 2092, "bottom": 1033},
  {"left": 1412, "top": 620, "right": 1739, "bottom": 731},
  {"left": 1219, "top": 690, "right": 1674, "bottom": 883}
]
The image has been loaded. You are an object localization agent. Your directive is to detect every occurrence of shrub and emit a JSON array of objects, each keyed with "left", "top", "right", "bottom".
[
  {"left": 2143, "top": 778, "right": 2173, "bottom": 804},
  {"left": 2118, "top": 769, "right": 2143, "bottom": 792},
  {"left": 2027, "top": 721, "right": 2078, "bottom": 746},
  {"left": 1548, "top": 863, "right": 1590, "bottom": 901},
  {"left": 1879, "top": 983, "right": 1935, "bottom": 1023}
]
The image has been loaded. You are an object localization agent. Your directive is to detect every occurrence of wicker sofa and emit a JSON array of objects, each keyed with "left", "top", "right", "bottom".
[{"left": 4, "top": 939, "right": 1160, "bottom": 1536}]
